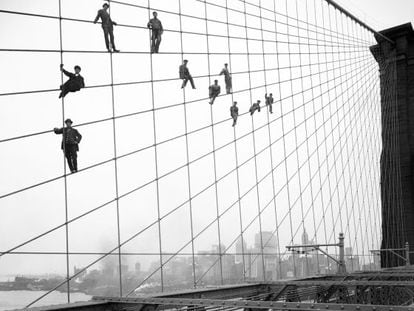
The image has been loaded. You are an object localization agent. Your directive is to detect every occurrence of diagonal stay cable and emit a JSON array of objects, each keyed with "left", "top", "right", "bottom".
[
  {"left": 0, "top": 50, "right": 369, "bottom": 99},
  {"left": 245, "top": 68, "right": 379, "bottom": 277},
  {"left": 1, "top": 57, "right": 376, "bottom": 259},
  {"left": 0, "top": 54, "right": 373, "bottom": 200},
  {"left": 24, "top": 60, "right": 377, "bottom": 306}
]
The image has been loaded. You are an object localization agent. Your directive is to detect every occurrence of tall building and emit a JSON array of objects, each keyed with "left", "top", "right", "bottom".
[
  {"left": 253, "top": 231, "right": 278, "bottom": 281},
  {"left": 344, "top": 247, "right": 360, "bottom": 272},
  {"left": 302, "top": 229, "right": 309, "bottom": 246},
  {"left": 254, "top": 231, "right": 277, "bottom": 250},
  {"left": 135, "top": 262, "right": 141, "bottom": 274},
  {"left": 301, "top": 229, "right": 310, "bottom": 254},
  {"left": 235, "top": 237, "right": 247, "bottom": 264}
]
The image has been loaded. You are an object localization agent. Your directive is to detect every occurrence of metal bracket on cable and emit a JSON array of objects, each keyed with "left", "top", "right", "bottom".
[
  {"left": 370, "top": 242, "right": 410, "bottom": 266},
  {"left": 286, "top": 233, "right": 346, "bottom": 274}
]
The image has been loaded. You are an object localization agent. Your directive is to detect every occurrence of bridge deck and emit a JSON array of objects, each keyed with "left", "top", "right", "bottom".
[{"left": 24, "top": 267, "right": 414, "bottom": 311}]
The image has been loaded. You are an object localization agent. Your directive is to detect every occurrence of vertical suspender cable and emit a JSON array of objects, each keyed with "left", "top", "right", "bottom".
[
  {"left": 242, "top": 0, "right": 266, "bottom": 281},
  {"left": 354, "top": 21, "right": 371, "bottom": 267},
  {"left": 278, "top": 0, "right": 297, "bottom": 277},
  {"left": 257, "top": 0, "right": 283, "bottom": 279},
  {"left": 319, "top": 1, "right": 338, "bottom": 255},
  {"left": 287, "top": 0, "right": 310, "bottom": 273},
  {"left": 223, "top": 0, "right": 247, "bottom": 282},
  {"left": 202, "top": 0, "right": 224, "bottom": 285},
  {"left": 346, "top": 17, "right": 361, "bottom": 263},
  {"left": 337, "top": 10, "right": 354, "bottom": 271},
  {"left": 177, "top": 0, "right": 197, "bottom": 288},
  {"left": 295, "top": 0, "right": 317, "bottom": 274},
  {"left": 57, "top": 0, "right": 70, "bottom": 302},
  {"left": 315, "top": 0, "right": 334, "bottom": 259},
  {"left": 349, "top": 19, "right": 366, "bottom": 264},
  {"left": 266, "top": 0, "right": 283, "bottom": 279},
  {"left": 303, "top": 0, "right": 321, "bottom": 273},
  {"left": 146, "top": 0, "right": 164, "bottom": 292},
  {"left": 312, "top": 0, "right": 329, "bottom": 271},
  {"left": 363, "top": 23, "right": 381, "bottom": 262},
  {"left": 107, "top": 0, "right": 123, "bottom": 296},
  {"left": 327, "top": 3, "right": 344, "bottom": 236}
]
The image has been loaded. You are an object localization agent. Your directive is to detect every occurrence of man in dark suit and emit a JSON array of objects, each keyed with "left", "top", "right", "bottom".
[
  {"left": 219, "top": 63, "right": 232, "bottom": 94},
  {"left": 179, "top": 59, "right": 196, "bottom": 89},
  {"left": 230, "top": 101, "right": 238, "bottom": 126},
  {"left": 59, "top": 64, "right": 85, "bottom": 99},
  {"left": 54, "top": 119, "right": 82, "bottom": 174},
  {"left": 209, "top": 80, "right": 221, "bottom": 105},
  {"left": 147, "top": 11, "right": 163, "bottom": 53},
  {"left": 265, "top": 93, "right": 274, "bottom": 113},
  {"left": 94, "top": 3, "right": 120, "bottom": 52},
  {"left": 250, "top": 100, "right": 261, "bottom": 115}
]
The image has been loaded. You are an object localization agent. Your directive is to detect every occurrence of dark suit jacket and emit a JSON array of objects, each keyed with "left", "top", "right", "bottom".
[
  {"left": 230, "top": 105, "right": 239, "bottom": 116},
  {"left": 179, "top": 65, "right": 191, "bottom": 79},
  {"left": 62, "top": 69, "right": 85, "bottom": 91},
  {"left": 54, "top": 127, "right": 82, "bottom": 151},
  {"left": 147, "top": 18, "right": 163, "bottom": 31},
  {"left": 265, "top": 95, "right": 274, "bottom": 105},
  {"left": 94, "top": 9, "right": 115, "bottom": 28},
  {"left": 209, "top": 84, "right": 221, "bottom": 96}
]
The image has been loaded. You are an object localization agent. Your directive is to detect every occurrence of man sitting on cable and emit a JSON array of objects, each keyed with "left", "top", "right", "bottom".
[
  {"left": 250, "top": 100, "right": 261, "bottom": 115},
  {"left": 59, "top": 64, "right": 85, "bottom": 99},
  {"left": 230, "top": 101, "right": 239, "bottom": 126},
  {"left": 209, "top": 80, "right": 221, "bottom": 105}
]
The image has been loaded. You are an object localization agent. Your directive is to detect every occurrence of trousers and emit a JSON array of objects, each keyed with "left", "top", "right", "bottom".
[
  {"left": 209, "top": 92, "right": 220, "bottom": 104},
  {"left": 59, "top": 81, "right": 80, "bottom": 98},
  {"left": 231, "top": 113, "right": 238, "bottom": 126},
  {"left": 225, "top": 76, "right": 232, "bottom": 94},
  {"left": 182, "top": 76, "right": 195, "bottom": 89},
  {"left": 63, "top": 144, "right": 78, "bottom": 172},
  {"left": 151, "top": 29, "right": 162, "bottom": 53},
  {"left": 103, "top": 26, "right": 116, "bottom": 50}
]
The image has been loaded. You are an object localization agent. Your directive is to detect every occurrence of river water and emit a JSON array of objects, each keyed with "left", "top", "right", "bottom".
[{"left": 0, "top": 290, "right": 91, "bottom": 310}]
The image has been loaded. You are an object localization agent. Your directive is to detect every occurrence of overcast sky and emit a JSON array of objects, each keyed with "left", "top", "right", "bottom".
[
  {"left": 0, "top": 0, "right": 408, "bottom": 305},
  {"left": 336, "top": 0, "right": 414, "bottom": 30}
]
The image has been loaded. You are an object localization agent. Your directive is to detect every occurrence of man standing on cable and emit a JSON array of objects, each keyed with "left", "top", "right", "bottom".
[
  {"left": 147, "top": 11, "right": 163, "bottom": 53},
  {"left": 209, "top": 80, "right": 221, "bottom": 105},
  {"left": 54, "top": 119, "right": 82, "bottom": 174},
  {"left": 265, "top": 93, "right": 274, "bottom": 114},
  {"left": 94, "top": 3, "right": 120, "bottom": 53},
  {"left": 249, "top": 100, "right": 261, "bottom": 115},
  {"left": 179, "top": 59, "right": 196, "bottom": 89},
  {"left": 230, "top": 101, "right": 238, "bottom": 126},
  {"left": 59, "top": 64, "right": 85, "bottom": 99},
  {"left": 219, "top": 63, "right": 232, "bottom": 94}
]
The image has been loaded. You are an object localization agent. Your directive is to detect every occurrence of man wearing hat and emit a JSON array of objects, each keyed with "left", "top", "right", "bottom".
[
  {"left": 230, "top": 101, "right": 238, "bottom": 127},
  {"left": 59, "top": 64, "right": 85, "bottom": 99},
  {"left": 179, "top": 59, "right": 196, "bottom": 89},
  {"left": 265, "top": 93, "right": 274, "bottom": 113},
  {"left": 249, "top": 100, "right": 261, "bottom": 115},
  {"left": 54, "top": 119, "right": 82, "bottom": 174},
  {"left": 208, "top": 79, "right": 221, "bottom": 105},
  {"left": 94, "top": 3, "right": 120, "bottom": 52},
  {"left": 219, "top": 63, "right": 232, "bottom": 94},
  {"left": 147, "top": 11, "right": 163, "bottom": 53}
]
